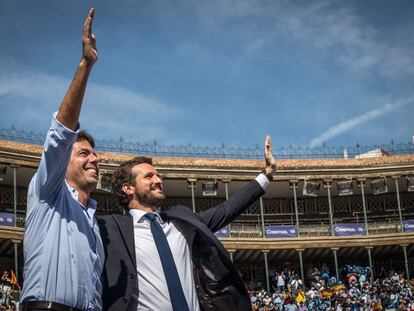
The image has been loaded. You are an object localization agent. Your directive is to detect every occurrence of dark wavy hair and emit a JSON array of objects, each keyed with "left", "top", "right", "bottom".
[
  {"left": 112, "top": 156, "right": 153, "bottom": 210},
  {"left": 76, "top": 130, "right": 95, "bottom": 148}
]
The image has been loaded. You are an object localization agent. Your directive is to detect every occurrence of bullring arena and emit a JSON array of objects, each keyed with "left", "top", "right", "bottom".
[{"left": 0, "top": 133, "right": 413, "bottom": 309}]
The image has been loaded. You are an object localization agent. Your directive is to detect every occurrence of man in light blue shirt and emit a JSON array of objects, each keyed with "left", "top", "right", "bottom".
[{"left": 20, "top": 8, "right": 103, "bottom": 311}]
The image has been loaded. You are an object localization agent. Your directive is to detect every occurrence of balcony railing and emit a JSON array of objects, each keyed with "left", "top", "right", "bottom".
[
  {"left": 230, "top": 224, "right": 262, "bottom": 238},
  {"left": 228, "top": 220, "right": 402, "bottom": 238},
  {"left": 1, "top": 126, "right": 414, "bottom": 159},
  {"left": 4, "top": 215, "right": 404, "bottom": 239}
]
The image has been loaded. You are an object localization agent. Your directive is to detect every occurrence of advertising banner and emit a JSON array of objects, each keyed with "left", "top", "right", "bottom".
[
  {"left": 214, "top": 226, "right": 229, "bottom": 238},
  {"left": 333, "top": 223, "right": 365, "bottom": 236},
  {"left": 403, "top": 220, "right": 414, "bottom": 232},
  {"left": 0, "top": 212, "right": 14, "bottom": 227},
  {"left": 265, "top": 225, "right": 297, "bottom": 238}
]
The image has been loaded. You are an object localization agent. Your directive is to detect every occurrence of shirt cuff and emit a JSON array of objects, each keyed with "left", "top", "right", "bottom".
[
  {"left": 50, "top": 112, "right": 80, "bottom": 143},
  {"left": 255, "top": 173, "right": 270, "bottom": 190}
]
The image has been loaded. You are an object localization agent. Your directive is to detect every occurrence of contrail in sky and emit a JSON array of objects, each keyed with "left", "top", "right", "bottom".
[{"left": 309, "top": 98, "right": 413, "bottom": 147}]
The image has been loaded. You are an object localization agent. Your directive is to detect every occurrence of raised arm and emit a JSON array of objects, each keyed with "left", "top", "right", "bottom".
[
  {"left": 262, "top": 135, "right": 277, "bottom": 180},
  {"left": 197, "top": 135, "right": 277, "bottom": 232},
  {"left": 57, "top": 8, "right": 98, "bottom": 130},
  {"left": 31, "top": 9, "right": 98, "bottom": 202}
]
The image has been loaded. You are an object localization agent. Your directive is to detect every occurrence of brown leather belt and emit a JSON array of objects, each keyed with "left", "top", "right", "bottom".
[{"left": 20, "top": 301, "right": 82, "bottom": 311}]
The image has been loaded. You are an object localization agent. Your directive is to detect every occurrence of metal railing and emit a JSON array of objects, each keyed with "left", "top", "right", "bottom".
[
  {"left": 230, "top": 224, "right": 262, "bottom": 238},
  {"left": 228, "top": 220, "right": 401, "bottom": 238},
  {"left": 1, "top": 126, "right": 413, "bottom": 159},
  {"left": 10, "top": 216, "right": 404, "bottom": 237},
  {"left": 298, "top": 223, "right": 331, "bottom": 237},
  {"left": 367, "top": 220, "right": 401, "bottom": 235}
]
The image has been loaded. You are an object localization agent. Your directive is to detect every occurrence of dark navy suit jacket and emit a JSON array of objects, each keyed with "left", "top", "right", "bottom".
[{"left": 97, "top": 180, "right": 264, "bottom": 311}]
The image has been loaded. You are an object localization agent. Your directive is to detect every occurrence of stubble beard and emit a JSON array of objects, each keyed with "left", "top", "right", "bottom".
[{"left": 136, "top": 191, "right": 166, "bottom": 208}]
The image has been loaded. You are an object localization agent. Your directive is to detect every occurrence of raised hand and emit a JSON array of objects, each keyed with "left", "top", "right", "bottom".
[
  {"left": 57, "top": 8, "right": 98, "bottom": 130},
  {"left": 263, "top": 135, "right": 276, "bottom": 180},
  {"left": 82, "top": 8, "right": 98, "bottom": 65}
]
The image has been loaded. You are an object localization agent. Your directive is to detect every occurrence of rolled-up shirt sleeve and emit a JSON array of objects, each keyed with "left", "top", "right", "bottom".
[{"left": 34, "top": 112, "right": 80, "bottom": 201}]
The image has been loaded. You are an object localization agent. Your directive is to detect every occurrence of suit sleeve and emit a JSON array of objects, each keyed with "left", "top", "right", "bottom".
[{"left": 196, "top": 180, "right": 265, "bottom": 233}]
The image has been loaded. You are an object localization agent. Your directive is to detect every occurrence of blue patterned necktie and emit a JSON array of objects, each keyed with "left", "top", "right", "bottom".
[{"left": 144, "top": 213, "right": 189, "bottom": 311}]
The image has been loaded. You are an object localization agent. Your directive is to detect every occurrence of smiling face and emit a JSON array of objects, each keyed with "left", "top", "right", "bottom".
[
  {"left": 66, "top": 139, "right": 99, "bottom": 195},
  {"left": 124, "top": 163, "right": 165, "bottom": 210}
]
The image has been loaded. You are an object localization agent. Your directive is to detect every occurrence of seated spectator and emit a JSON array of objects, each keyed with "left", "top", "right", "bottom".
[
  {"left": 263, "top": 293, "right": 272, "bottom": 307},
  {"left": 328, "top": 275, "right": 337, "bottom": 287},
  {"left": 247, "top": 263, "right": 414, "bottom": 311},
  {"left": 251, "top": 291, "right": 257, "bottom": 305},
  {"left": 273, "top": 291, "right": 283, "bottom": 311},
  {"left": 348, "top": 273, "right": 358, "bottom": 284},
  {"left": 359, "top": 273, "right": 366, "bottom": 287},
  {"left": 321, "top": 263, "right": 330, "bottom": 280},
  {"left": 312, "top": 266, "right": 321, "bottom": 282},
  {"left": 400, "top": 273, "right": 406, "bottom": 285},
  {"left": 284, "top": 296, "right": 297, "bottom": 311},
  {"left": 297, "top": 301, "right": 306, "bottom": 311}
]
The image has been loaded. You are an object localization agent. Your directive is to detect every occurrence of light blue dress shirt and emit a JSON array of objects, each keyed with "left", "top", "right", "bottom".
[{"left": 20, "top": 115, "right": 104, "bottom": 311}]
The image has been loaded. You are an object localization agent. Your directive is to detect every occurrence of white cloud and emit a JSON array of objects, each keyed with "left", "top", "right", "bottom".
[
  {"left": 309, "top": 98, "right": 413, "bottom": 147},
  {"left": 0, "top": 58, "right": 186, "bottom": 143},
  {"left": 185, "top": 0, "right": 414, "bottom": 78},
  {"left": 276, "top": 2, "right": 414, "bottom": 77}
]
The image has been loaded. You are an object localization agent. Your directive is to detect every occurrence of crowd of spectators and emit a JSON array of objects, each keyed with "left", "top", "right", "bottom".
[
  {"left": 1, "top": 262, "right": 412, "bottom": 310},
  {"left": 247, "top": 264, "right": 414, "bottom": 310}
]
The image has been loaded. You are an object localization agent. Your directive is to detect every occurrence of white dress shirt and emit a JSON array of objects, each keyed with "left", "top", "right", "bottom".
[
  {"left": 128, "top": 174, "right": 269, "bottom": 311},
  {"left": 128, "top": 209, "right": 200, "bottom": 311}
]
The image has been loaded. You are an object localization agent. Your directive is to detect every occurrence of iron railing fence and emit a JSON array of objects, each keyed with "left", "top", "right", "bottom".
[
  {"left": 226, "top": 220, "right": 401, "bottom": 238},
  {"left": 1, "top": 126, "right": 414, "bottom": 159},
  {"left": 10, "top": 215, "right": 403, "bottom": 237}
]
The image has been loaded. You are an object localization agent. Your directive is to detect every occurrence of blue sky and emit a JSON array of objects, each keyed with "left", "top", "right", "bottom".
[{"left": 0, "top": 0, "right": 413, "bottom": 149}]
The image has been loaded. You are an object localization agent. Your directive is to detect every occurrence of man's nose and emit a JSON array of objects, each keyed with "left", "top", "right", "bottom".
[
  {"left": 153, "top": 175, "right": 162, "bottom": 184},
  {"left": 89, "top": 153, "right": 100, "bottom": 164}
]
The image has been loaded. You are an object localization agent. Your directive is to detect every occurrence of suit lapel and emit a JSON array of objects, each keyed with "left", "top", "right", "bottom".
[
  {"left": 162, "top": 207, "right": 204, "bottom": 248},
  {"left": 113, "top": 214, "right": 136, "bottom": 268},
  {"left": 163, "top": 206, "right": 231, "bottom": 260}
]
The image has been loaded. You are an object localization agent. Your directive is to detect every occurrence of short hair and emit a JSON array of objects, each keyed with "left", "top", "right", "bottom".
[
  {"left": 112, "top": 156, "right": 153, "bottom": 210},
  {"left": 76, "top": 130, "right": 95, "bottom": 148}
]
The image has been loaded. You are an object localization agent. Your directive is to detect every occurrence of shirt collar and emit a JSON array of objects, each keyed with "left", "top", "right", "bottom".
[
  {"left": 129, "top": 208, "right": 162, "bottom": 224},
  {"left": 65, "top": 180, "right": 97, "bottom": 214}
]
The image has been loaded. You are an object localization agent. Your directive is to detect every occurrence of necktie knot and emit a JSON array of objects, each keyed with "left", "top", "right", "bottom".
[{"left": 144, "top": 212, "right": 157, "bottom": 222}]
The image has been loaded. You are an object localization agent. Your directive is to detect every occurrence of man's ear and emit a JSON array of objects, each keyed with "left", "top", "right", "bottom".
[{"left": 122, "top": 183, "right": 134, "bottom": 196}]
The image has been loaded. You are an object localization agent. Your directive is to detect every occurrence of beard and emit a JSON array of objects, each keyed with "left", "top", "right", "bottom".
[{"left": 136, "top": 191, "right": 166, "bottom": 208}]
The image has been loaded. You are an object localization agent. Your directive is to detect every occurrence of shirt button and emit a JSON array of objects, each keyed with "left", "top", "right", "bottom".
[
  {"left": 129, "top": 273, "right": 135, "bottom": 279},
  {"left": 122, "top": 298, "right": 128, "bottom": 303}
]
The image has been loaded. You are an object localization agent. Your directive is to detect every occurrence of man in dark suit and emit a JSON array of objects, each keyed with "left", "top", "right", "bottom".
[{"left": 98, "top": 136, "right": 276, "bottom": 311}]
